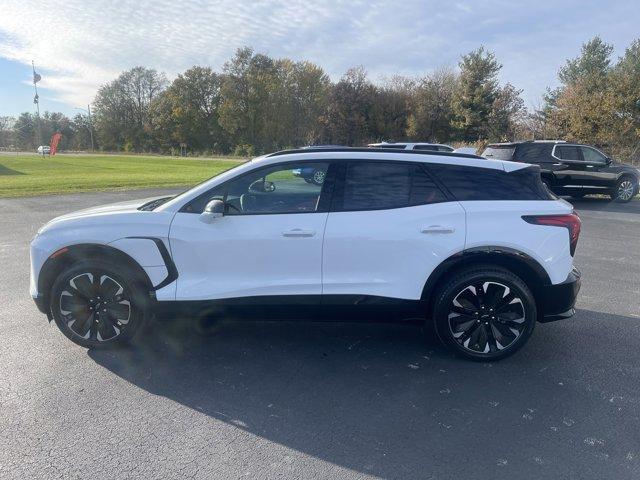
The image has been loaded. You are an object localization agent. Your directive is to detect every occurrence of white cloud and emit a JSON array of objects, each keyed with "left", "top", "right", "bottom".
[{"left": 1, "top": 0, "right": 639, "bottom": 108}]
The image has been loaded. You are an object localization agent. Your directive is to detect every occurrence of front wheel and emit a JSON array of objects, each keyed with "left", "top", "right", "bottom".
[
  {"left": 611, "top": 177, "right": 638, "bottom": 202},
  {"left": 432, "top": 266, "right": 537, "bottom": 361},
  {"left": 50, "top": 261, "right": 148, "bottom": 348}
]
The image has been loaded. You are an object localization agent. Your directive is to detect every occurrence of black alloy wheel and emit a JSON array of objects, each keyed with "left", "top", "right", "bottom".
[
  {"left": 613, "top": 177, "right": 637, "bottom": 202},
  {"left": 448, "top": 281, "right": 526, "bottom": 354},
  {"left": 433, "top": 266, "right": 536, "bottom": 361},
  {"left": 51, "top": 262, "right": 146, "bottom": 348}
]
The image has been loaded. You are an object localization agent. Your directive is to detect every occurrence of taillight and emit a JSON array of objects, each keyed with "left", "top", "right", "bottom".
[{"left": 522, "top": 213, "right": 582, "bottom": 256}]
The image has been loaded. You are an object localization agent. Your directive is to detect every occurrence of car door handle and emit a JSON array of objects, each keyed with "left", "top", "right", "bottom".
[
  {"left": 552, "top": 163, "right": 563, "bottom": 166},
  {"left": 282, "top": 228, "right": 316, "bottom": 237},
  {"left": 421, "top": 225, "right": 455, "bottom": 234}
]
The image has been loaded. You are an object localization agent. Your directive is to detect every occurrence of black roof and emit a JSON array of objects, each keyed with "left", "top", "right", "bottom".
[{"left": 267, "top": 147, "right": 482, "bottom": 160}]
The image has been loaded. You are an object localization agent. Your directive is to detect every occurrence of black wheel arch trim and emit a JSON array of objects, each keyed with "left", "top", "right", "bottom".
[
  {"left": 421, "top": 246, "right": 552, "bottom": 313},
  {"left": 37, "top": 238, "right": 177, "bottom": 318},
  {"left": 37, "top": 243, "right": 158, "bottom": 319}
]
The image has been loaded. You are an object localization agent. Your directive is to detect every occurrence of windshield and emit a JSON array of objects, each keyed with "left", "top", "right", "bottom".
[{"left": 155, "top": 160, "right": 251, "bottom": 210}]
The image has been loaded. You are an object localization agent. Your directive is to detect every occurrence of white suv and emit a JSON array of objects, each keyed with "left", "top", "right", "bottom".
[{"left": 30, "top": 147, "right": 581, "bottom": 360}]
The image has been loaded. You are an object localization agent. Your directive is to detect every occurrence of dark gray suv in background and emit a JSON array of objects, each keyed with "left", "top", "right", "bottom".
[{"left": 482, "top": 140, "right": 640, "bottom": 202}]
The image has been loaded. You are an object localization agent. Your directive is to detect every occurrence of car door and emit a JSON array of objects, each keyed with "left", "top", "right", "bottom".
[
  {"left": 578, "top": 146, "right": 617, "bottom": 188},
  {"left": 169, "top": 161, "right": 333, "bottom": 301},
  {"left": 551, "top": 144, "right": 587, "bottom": 194},
  {"left": 322, "top": 161, "right": 466, "bottom": 300}
]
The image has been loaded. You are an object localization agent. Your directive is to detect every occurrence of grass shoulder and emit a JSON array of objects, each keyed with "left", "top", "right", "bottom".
[{"left": 0, "top": 153, "right": 245, "bottom": 198}]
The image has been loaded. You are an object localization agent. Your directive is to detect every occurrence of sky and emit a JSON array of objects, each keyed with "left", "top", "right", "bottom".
[{"left": 1, "top": 0, "right": 639, "bottom": 117}]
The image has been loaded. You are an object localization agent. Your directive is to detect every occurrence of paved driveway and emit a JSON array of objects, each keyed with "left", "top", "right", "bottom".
[{"left": 1, "top": 190, "right": 639, "bottom": 479}]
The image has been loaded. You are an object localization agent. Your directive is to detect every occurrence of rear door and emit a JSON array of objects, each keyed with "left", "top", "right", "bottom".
[
  {"left": 551, "top": 144, "right": 587, "bottom": 194},
  {"left": 322, "top": 161, "right": 466, "bottom": 300}
]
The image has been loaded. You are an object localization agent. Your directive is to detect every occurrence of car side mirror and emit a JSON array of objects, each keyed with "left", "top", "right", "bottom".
[
  {"left": 606, "top": 157, "right": 612, "bottom": 165},
  {"left": 200, "top": 199, "right": 225, "bottom": 223}
]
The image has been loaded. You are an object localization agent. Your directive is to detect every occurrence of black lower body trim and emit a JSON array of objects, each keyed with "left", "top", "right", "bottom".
[
  {"left": 152, "top": 295, "right": 425, "bottom": 323},
  {"left": 538, "top": 267, "right": 581, "bottom": 323},
  {"left": 33, "top": 294, "right": 53, "bottom": 320}
]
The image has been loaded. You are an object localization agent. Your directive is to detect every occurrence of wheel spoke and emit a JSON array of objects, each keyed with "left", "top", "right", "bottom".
[
  {"left": 492, "top": 321, "right": 519, "bottom": 346},
  {"left": 457, "top": 288, "right": 480, "bottom": 310},
  {"left": 100, "top": 276, "right": 121, "bottom": 298},
  {"left": 60, "top": 294, "right": 87, "bottom": 314},
  {"left": 483, "top": 283, "right": 504, "bottom": 308},
  {"left": 108, "top": 302, "right": 130, "bottom": 321},
  {"left": 494, "top": 292, "right": 516, "bottom": 312},
  {"left": 451, "top": 304, "right": 477, "bottom": 315},
  {"left": 450, "top": 315, "right": 477, "bottom": 334},
  {"left": 467, "top": 323, "right": 485, "bottom": 351},
  {"left": 71, "top": 274, "right": 94, "bottom": 298},
  {"left": 71, "top": 312, "right": 93, "bottom": 338},
  {"left": 473, "top": 282, "right": 485, "bottom": 303},
  {"left": 97, "top": 316, "right": 118, "bottom": 341}
]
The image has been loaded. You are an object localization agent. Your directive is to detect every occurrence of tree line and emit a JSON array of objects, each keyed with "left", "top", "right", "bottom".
[{"left": 1, "top": 37, "right": 639, "bottom": 161}]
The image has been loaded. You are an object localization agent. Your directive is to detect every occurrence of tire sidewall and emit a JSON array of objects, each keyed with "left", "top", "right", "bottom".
[
  {"left": 433, "top": 268, "right": 537, "bottom": 361},
  {"left": 50, "top": 261, "right": 147, "bottom": 348}
]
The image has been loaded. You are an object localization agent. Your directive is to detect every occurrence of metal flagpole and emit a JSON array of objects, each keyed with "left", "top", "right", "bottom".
[
  {"left": 87, "top": 104, "right": 95, "bottom": 152},
  {"left": 32, "top": 61, "right": 43, "bottom": 151}
]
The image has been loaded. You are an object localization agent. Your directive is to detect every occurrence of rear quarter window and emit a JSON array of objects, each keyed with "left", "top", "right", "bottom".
[
  {"left": 482, "top": 146, "right": 515, "bottom": 160},
  {"left": 428, "top": 164, "right": 554, "bottom": 201},
  {"left": 515, "top": 144, "right": 551, "bottom": 163}
]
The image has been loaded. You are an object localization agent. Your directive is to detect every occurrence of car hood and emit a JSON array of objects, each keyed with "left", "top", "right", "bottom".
[
  {"left": 36, "top": 196, "right": 170, "bottom": 236},
  {"left": 53, "top": 196, "right": 164, "bottom": 220}
]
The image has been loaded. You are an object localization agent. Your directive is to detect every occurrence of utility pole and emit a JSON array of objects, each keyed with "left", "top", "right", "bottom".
[
  {"left": 75, "top": 105, "right": 95, "bottom": 152},
  {"left": 32, "top": 61, "right": 42, "bottom": 151}
]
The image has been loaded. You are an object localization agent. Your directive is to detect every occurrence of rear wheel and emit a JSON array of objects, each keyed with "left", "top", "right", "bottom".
[
  {"left": 50, "top": 261, "right": 148, "bottom": 348},
  {"left": 433, "top": 266, "right": 537, "bottom": 361},
  {"left": 611, "top": 176, "right": 638, "bottom": 202}
]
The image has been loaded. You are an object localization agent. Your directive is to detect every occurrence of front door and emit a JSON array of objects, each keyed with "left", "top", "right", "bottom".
[
  {"left": 578, "top": 145, "right": 618, "bottom": 188},
  {"left": 169, "top": 161, "right": 332, "bottom": 301}
]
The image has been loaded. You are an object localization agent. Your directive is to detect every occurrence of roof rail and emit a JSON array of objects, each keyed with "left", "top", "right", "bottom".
[{"left": 266, "top": 147, "right": 482, "bottom": 160}]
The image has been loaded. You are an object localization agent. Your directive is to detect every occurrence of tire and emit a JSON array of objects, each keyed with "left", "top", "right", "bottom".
[
  {"left": 311, "top": 169, "right": 326, "bottom": 186},
  {"left": 49, "top": 260, "right": 148, "bottom": 348},
  {"left": 611, "top": 176, "right": 638, "bottom": 203},
  {"left": 432, "top": 266, "right": 537, "bottom": 361}
]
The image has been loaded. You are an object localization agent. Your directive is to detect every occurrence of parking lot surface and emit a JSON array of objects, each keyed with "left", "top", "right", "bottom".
[{"left": 1, "top": 190, "right": 639, "bottom": 479}]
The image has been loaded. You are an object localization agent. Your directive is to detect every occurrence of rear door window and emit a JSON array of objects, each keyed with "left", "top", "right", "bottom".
[{"left": 337, "top": 162, "right": 447, "bottom": 211}]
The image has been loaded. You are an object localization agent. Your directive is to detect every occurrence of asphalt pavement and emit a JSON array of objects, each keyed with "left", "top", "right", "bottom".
[{"left": 1, "top": 189, "right": 639, "bottom": 479}]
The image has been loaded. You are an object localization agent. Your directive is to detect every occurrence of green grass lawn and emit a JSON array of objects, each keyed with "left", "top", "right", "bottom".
[{"left": 0, "top": 153, "right": 245, "bottom": 198}]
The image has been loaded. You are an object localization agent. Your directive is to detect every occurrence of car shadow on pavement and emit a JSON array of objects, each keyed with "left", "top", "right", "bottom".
[
  {"left": 88, "top": 309, "right": 640, "bottom": 479},
  {"left": 567, "top": 196, "right": 640, "bottom": 214}
]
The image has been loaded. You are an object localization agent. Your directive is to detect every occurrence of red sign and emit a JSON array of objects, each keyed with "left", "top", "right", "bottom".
[{"left": 50, "top": 132, "right": 63, "bottom": 155}]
